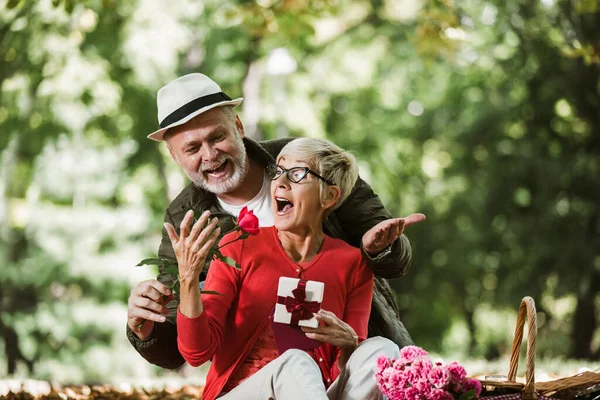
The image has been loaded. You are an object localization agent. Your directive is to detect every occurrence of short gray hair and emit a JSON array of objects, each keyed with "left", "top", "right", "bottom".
[{"left": 278, "top": 138, "right": 358, "bottom": 212}]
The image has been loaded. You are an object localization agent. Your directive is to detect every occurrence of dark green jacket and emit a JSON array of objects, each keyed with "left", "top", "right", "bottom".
[{"left": 127, "top": 137, "right": 414, "bottom": 369}]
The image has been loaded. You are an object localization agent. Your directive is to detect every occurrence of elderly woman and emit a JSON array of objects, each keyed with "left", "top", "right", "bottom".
[{"left": 165, "top": 138, "right": 399, "bottom": 400}]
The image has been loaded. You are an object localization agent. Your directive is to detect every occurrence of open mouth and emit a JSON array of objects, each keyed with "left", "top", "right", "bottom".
[
  {"left": 203, "top": 160, "right": 228, "bottom": 176},
  {"left": 275, "top": 197, "right": 294, "bottom": 215}
]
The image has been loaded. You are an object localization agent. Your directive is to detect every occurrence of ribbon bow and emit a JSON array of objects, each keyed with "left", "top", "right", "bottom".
[{"left": 277, "top": 280, "right": 321, "bottom": 326}]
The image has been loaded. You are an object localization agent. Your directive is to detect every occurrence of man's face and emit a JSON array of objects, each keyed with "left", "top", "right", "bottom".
[{"left": 166, "top": 107, "right": 248, "bottom": 194}]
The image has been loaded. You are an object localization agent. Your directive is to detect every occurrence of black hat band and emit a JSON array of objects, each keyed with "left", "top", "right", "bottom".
[{"left": 160, "top": 92, "right": 233, "bottom": 128}]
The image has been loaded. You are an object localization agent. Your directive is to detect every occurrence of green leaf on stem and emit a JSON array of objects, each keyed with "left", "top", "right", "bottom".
[
  {"left": 136, "top": 258, "right": 177, "bottom": 267},
  {"left": 458, "top": 389, "right": 477, "bottom": 400},
  {"left": 170, "top": 280, "right": 179, "bottom": 295},
  {"left": 200, "top": 290, "right": 224, "bottom": 296},
  {"left": 193, "top": 209, "right": 202, "bottom": 221},
  {"left": 163, "top": 265, "right": 178, "bottom": 278},
  {"left": 220, "top": 256, "right": 241, "bottom": 270}
]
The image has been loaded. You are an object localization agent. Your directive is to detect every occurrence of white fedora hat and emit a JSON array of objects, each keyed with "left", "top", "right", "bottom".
[{"left": 147, "top": 73, "right": 243, "bottom": 141}]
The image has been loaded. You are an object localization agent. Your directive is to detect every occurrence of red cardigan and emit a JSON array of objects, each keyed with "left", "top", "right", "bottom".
[{"left": 177, "top": 226, "right": 374, "bottom": 400}]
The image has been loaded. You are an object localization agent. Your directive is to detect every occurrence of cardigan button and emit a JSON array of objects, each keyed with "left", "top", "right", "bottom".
[
  {"left": 296, "top": 268, "right": 300, "bottom": 273},
  {"left": 319, "top": 358, "right": 323, "bottom": 362},
  {"left": 327, "top": 378, "right": 331, "bottom": 383}
]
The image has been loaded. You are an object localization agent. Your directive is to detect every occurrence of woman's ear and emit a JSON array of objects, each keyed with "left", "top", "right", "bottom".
[{"left": 321, "top": 185, "right": 341, "bottom": 212}]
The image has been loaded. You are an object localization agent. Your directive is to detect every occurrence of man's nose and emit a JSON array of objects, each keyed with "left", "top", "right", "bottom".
[{"left": 201, "top": 144, "right": 219, "bottom": 161}]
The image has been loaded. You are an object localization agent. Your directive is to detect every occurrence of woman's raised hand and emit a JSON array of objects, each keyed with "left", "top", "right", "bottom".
[{"left": 164, "top": 210, "right": 221, "bottom": 284}]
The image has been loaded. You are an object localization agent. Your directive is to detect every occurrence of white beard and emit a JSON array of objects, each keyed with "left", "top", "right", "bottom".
[{"left": 184, "top": 134, "right": 248, "bottom": 195}]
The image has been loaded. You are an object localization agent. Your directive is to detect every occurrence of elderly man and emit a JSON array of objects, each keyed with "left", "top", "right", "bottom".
[{"left": 126, "top": 73, "right": 425, "bottom": 369}]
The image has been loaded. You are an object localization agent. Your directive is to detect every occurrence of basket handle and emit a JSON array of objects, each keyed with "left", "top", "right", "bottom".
[{"left": 507, "top": 296, "right": 538, "bottom": 398}]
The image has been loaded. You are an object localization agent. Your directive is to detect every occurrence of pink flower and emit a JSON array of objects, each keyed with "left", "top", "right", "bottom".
[
  {"left": 405, "top": 366, "right": 422, "bottom": 386},
  {"left": 374, "top": 347, "right": 476, "bottom": 400},
  {"left": 237, "top": 207, "right": 259, "bottom": 235},
  {"left": 388, "top": 387, "right": 407, "bottom": 400},
  {"left": 378, "top": 366, "right": 396, "bottom": 391},
  {"left": 429, "top": 388, "right": 454, "bottom": 400},
  {"left": 404, "top": 386, "right": 424, "bottom": 400},
  {"left": 377, "top": 355, "right": 391, "bottom": 371},
  {"left": 413, "top": 379, "right": 433, "bottom": 397},
  {"left": 411, "top": 356, "right": 433, "bottom": 379},
  {"left": 428, "top": 366, "right": 451, "bottom": 388},
  {"left": 393, "top": 359, "right": 407, "bottom": 370},
  {"left": 462, "top": 378, "right": 483, "bottom": 396},
  {"left": 377, "top": 378, "right": 390, "bottom": 397},
  {"left": 390, "top": 369, "right": 409, "bottom": 389},
  {"left": 447, "top": 361, "right": 467, "bottom": 383},
  {"left": 399, "top": 345, "right": 429, "bottom": 364}
]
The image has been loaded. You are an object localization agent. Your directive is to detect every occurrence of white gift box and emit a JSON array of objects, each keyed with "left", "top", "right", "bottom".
[{"left": 273, "top": 277, "right": 324, "bottom": 328}]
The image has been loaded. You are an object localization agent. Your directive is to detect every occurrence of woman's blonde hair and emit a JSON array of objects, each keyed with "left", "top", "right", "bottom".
[{"left": 277, "top": 138, "right": 358, "bottom": 213}]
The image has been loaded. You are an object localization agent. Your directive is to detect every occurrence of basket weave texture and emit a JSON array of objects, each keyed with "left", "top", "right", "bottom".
[{"left": 479, "top": 297, "right": 600, "bottom": 400}]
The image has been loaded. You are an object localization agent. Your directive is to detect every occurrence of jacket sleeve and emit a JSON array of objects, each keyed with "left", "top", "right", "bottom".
[
  {"left": 333, "top": 177, "right": 412, "bottom": 279},
  {"left": 177, "top": 233, "right": 242, "bottom": 366},
  {"left": 125, "top": 207, "right": 186, "bottom": 369}
]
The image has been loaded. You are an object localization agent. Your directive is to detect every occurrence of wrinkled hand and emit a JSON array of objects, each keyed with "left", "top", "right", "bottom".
[
  {"left": 362, "top": 213, "right": 426, "bottom": 256},
  {"left": 127, "top": 279, "right": 174, "bottom": 339},
  {"left": 301, "top": 310, "right": 358, "bottom": 350},
  {"left": 164, "top": 210, "right": 221, "bottom": 284}
]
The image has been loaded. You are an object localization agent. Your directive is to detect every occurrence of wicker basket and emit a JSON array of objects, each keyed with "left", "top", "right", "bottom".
[{"left": 479, "top": 297, "right": 600, "bottom": 400}]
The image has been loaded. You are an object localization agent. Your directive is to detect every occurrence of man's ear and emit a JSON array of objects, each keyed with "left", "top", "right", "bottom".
[
  {"left": 235, "top": 115, "right": 245, "bottom": 139},
  {"left": 322, "top": 185, "right": 341, "bottom": 212}
]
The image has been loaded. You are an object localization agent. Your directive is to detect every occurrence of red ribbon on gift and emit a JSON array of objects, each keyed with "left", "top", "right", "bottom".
[{"left": 277, "top": 280, "right": 321, "bottom": 326}]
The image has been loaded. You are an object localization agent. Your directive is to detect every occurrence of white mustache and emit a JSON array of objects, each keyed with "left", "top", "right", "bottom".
[{"left": 201, "top": 156, "right": 229, "bottom": 172}]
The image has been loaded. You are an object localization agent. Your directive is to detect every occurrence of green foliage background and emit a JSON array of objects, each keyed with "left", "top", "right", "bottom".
[{"left": 1, "top": 0, "right": 599, "bottom": 384}]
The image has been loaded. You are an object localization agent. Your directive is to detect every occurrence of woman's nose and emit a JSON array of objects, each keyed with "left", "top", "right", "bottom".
[{"left": 276, "top": 173, "right": 291, "bottom": 188}]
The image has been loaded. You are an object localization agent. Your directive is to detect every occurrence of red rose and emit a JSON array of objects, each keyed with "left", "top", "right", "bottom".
[{"left": 238, "top": 206, "right": 259, "bottom": 235}]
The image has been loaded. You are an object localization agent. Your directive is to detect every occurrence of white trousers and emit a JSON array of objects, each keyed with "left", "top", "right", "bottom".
[{"left": 219, "top": 336, "right": 399, "bottom": 400}]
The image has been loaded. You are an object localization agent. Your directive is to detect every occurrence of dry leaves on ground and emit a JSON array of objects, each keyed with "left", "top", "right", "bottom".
[{"left": 1, "top": 384, "right": 205, "bottom": 399}]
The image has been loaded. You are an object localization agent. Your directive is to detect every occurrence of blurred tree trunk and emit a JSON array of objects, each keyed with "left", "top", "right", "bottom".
[
  {"left": 571, "top": 275, "right": 599, "bottom": 359},
  {"left": 571, "top": 214, "right": 600, "bottom": 360},
  {"left": 241, "top": 37, "right": 262, "bottom": 140},
  {"left": 0, "top": 145, "right": 35, "bottom": 373},
  {"left": 464, "top": 308, "right": 477, "bottom": 356}
]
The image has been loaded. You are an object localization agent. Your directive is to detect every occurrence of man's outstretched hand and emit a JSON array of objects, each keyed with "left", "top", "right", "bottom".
[{"left": 362, "top": 214, "right": 426, "bottom": 256}]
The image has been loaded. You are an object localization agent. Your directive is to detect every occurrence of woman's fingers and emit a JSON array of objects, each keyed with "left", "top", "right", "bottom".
[
  {"left": 188, "top": 210, "right": 211, "bottom": 244},
  {"left": 193, "top": 217, "right": 219, "bottom": 252},
  {"left": 164, "top": 223, "right": 179, "bottom": 246},
  {"left": 179, "top": 210, "right": 195, "bottom": 241},
  {"left": 303, "top": 325, "right": 356, "bottom": 347},
  {"left": 304, "top": 332, "right": 329, "bottom": 341},
  {"left": 315, "top": 310, "right": 338, "bottom": 326},
  {"left": 200, "top": 226, "right": 221, "bottom": 254}
]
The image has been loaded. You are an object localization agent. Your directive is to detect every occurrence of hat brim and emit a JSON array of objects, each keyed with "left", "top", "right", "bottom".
[{"left": 147, "top": 98, "right": 243, "bottom": 142}]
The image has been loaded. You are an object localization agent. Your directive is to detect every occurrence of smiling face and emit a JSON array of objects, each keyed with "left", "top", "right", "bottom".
[
  {"left": 271, "top": 155, "right": 339, "bottom": 234},
  {"left": 165, "top": 107, "right": 248, "bottom": 194}
]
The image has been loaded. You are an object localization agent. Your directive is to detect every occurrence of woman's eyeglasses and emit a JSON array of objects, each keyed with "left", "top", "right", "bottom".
[{"left": 266, "top": 163, "right": 335, "bottom": 186}]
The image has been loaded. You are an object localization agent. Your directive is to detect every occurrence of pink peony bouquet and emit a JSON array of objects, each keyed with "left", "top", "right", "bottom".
[{"left": 376, "top": 346, "right": 483, "bottom": 400}]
